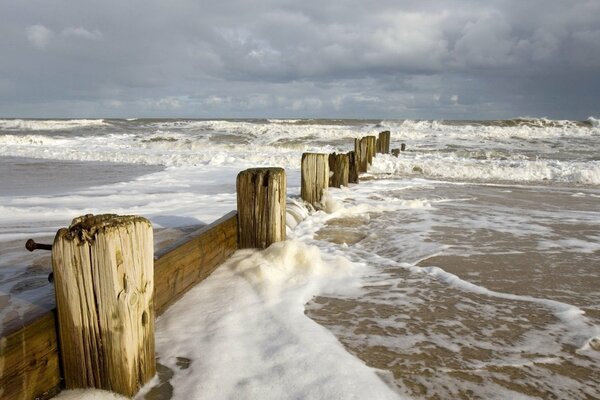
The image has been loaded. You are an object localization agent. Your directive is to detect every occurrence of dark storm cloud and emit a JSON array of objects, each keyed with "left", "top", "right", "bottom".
[{"left": 0, "top": 0, "right": 598, "bottom": 118}]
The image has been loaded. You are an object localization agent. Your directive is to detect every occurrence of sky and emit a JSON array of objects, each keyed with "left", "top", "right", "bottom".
[{"left": 0, "top": 0, "right": 599, "bottom": 120}]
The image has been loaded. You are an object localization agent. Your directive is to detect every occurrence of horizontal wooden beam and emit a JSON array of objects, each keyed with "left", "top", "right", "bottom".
[
  {"left": 0, "top": 312, "right": 61, "bottom": 400},
  {"left": 154, "top": 211, "right": 238, "bottom": 315}
]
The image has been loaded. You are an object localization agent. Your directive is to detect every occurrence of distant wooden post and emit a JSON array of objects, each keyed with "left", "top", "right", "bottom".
[
  {"left": 366, "top": 136, "right": 377, "bottom": 166},
  {"left": 301, "top": 153, "right": 329, "bottom": 206},
  {"left": 378, "top": 131, "right": 390, "bottom": 154},
  {"left": 237, "top": 168, "right": 286, "bottom": 249},
  {"left": 51, "top": 214, "right": 155, "bottom": 397},
  {"left": 392, "top": 148, "right": 400, "bottom": 157},
  {"left": 401, "top": 143, "right": 406, "bottom": 151},
  {"left": 355, "top": 138, "right": 369, "bottom": 172},
  {"left": 328, "top": 153, "right": 349, "bottom": 188},
  {"left": 347, "top": 151, "right": 359, "bottom": 183}
]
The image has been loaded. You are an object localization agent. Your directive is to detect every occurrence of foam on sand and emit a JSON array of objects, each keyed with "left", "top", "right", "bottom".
[{"left": 152, "top": 240, "right": 402, "bottom": 399}]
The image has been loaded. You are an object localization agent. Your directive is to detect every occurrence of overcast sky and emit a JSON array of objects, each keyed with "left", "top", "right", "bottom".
[{"left": 1, "top": 0, "right": 599, "bottom": 119}]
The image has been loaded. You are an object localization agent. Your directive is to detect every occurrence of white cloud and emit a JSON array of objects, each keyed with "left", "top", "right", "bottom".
[
  {"left": 61, "top": 27, "right": 103, "bottom": 41},
  {"left": 26, "top": 24, "right": 53, "bottom": 49}
]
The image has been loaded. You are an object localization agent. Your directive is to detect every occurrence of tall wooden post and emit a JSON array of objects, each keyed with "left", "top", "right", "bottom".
[
  {"left": 51, "top": 214, "right": 155, "bottom": 397},
  {"left": 366, "top": 136, "right": 377, "bottom": 166},
  {"left": 378, "top": 131, "right": 390, "bottom": 154},
  {"left": 347, "top": 151, "right": 359, "bottom": 183},
  {"left": 355, "top": 138, "right": 369, "bottom": 172},
  {"left": 236, "top": 167, "right": 286, "bottom": 249},
  {"left": 301, "top": 153, "right": 329, "bottom": 206},
  {"left": 328, "top": 153, "right": 349, "bottom": 188}
]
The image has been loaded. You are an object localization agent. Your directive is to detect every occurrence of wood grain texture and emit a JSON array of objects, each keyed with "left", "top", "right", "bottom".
[
  {"left": 153, "top": 211, "right": 238, "bottom": 315},
  {"left": 236, "top": 168, "right": 286, "bottom": 249},
  {"left": 51, "top": 214, "right": 155, "bottom": 396},
  {"left": 366, "top": 136, "right": 377, "bottom": 166},
  {"left": 301, "top": 153, "right": 329, "bottom": 206},
  {"left": 355, "top": 138, "right": 369, "bottom": 173},
  {"left": 328, "top": 153, "right": 349, "bottom": 188},
  {"left": 347, "top": 151, "right": 359, "bottom": 184},
  {"left": 377, "top": 131, "right": 390, "bottom": 154},
  {"left": 0, "top": 312, "right": 61, "bottom": 400}
]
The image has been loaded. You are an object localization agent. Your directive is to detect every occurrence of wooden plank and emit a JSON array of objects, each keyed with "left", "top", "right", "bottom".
[
  {"left": 153, "top": 211, "right": 238, "bottom": 316},
  {"left": 0, "top": 312, "right": 61, "bottom": 400},
  {"left": 0, "top": 211, "right": 239, "bottom": 399}
]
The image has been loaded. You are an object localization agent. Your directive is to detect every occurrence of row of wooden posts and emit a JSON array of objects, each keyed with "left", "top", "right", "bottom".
[{"left": 0, "top": 130, "right": 404, "bottom": 400}]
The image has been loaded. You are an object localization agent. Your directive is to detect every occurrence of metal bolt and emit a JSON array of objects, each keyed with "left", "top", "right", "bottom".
[{"left": 25, "top": 239, "right": 52, "bottom": 252}]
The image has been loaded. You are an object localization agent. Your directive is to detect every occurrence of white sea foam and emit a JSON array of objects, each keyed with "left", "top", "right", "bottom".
[
  {"left": 372, "top": 153, "right": 600, "bottom": 185},
  {"left": 382, "top": 118, "right": 599, "bottom": 141},
  {"left": 408, "top": 263, "right": 600, "bottom": 350},
  {"left": 0, "top": 118, "right": 107, "bottom": 131},
  {"left": 151, "top": 241, "right": 402, "bottom": 399},
  {"left": 55, "top": 389, "right": 126, "bottom": 400}
]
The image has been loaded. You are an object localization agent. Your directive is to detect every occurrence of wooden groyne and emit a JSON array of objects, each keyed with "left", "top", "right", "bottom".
[
  {"left": 0, "top": 131, "right": 397, "bottom": 400},
  {"left": 0, "top": 212, "right": 239, "bottom": 400}
]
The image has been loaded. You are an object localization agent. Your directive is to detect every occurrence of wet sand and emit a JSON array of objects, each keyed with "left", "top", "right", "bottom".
[{"left": 306, "top": 181, "right": 600, "bottom": 399}]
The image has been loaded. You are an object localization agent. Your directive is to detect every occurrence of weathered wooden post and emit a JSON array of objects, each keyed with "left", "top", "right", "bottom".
[
  {"left": 237, "top": 167, "right": 286, "bottom": 249},
  {"left": 328, "top": 153, "right": 349, "bottom": 188},
  {"left": 366, "top": 136, "right": 377, "bottom": 166},
  {"left": 355, "top": 138, "right": 369, "bottom": 172},
  {"left": 51, "top": 214, "right": 155, "bottom": 397},
  {"left": 378, "top": 131, "right": 390, "bottom": 154},
  {"left": 401, "top": 143, "right": 406, "bottom": 151},
  {"left": 392, "top": 148, "right": 400, "bottom": 157},
  {"left": 301, "top": 153, "right": 329, "bottom": 206},
  {"left": 347, "top": 151, "right": 359, "bottom": 183}
]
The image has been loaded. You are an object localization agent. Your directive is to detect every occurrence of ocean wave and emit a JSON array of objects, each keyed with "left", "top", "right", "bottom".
[
  {"left": 588, "top": 117, "right": 600, "bottom": 128},
  {"left": 372, "top": 154, "right": 600, "bottom": 185},
  {"left": 0, "top": 134, "right": 70, "bottom": 146},
  {"left": 380, "top": 118, "right": 598, "bottom": 142},
  {"left": 0, "top": 119, "right": 107, "bottom": 131}
]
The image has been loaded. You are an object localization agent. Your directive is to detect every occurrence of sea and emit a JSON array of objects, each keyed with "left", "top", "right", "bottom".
[{"left": 0, "top": 118, "right": 599, "bottom": 399}]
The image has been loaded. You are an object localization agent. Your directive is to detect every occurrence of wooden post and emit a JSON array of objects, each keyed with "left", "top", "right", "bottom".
[
  {"left": 347, "top": 151, "right": 359, "bottom": 183},
  {"left": 328, "top": 153, "right": 349, "bottom": 188},
  {"left": 401, "top": 143, "right": 406, "bottom": 151},
  {"left": 378, "top": 131, "right": 390, "bottom": 154},
  {"left": 392, "top": 148, "right": 400, "bottom": 157},
  {"left": 51, "top": 214, "right": 155, "bottom": 397},
  {"left": 366, "top": 136, "right": 377, "bottom": 166},
  {"left": 236, "top": 168, "right": 286, "bottom": 249},
  {"left": 355, "top": 138, "right": 369, "bottom": 172},
  {"left": 301, "top": 153, "right": 329, "bottom": 206}
]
